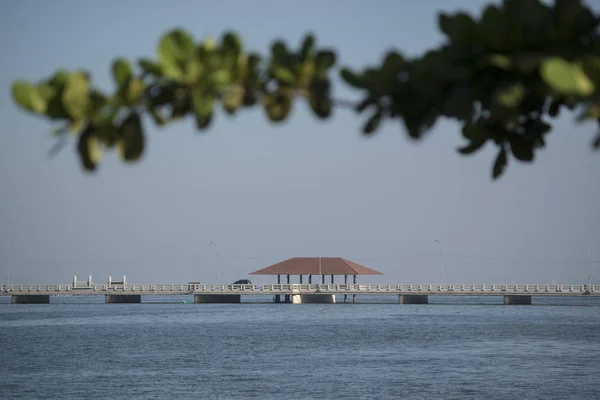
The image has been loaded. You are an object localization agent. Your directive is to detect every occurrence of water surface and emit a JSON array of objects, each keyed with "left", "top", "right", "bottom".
[{"left": 1, "top": 296, "right": 599, "bottom": 399}]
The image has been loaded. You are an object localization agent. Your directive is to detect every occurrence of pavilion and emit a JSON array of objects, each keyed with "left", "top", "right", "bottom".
[{"left": 249, "top": 257, "right": 383, "bottom": 303}]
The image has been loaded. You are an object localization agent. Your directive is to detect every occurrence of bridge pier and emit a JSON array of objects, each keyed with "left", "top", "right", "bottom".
[
  {"left": 399, "top": 295, "right": 429, "bottom": 304},
  {"left": 194, "top": 294, "right": 240, "bottom": 304},
  {"left": 295, "top": 294, "right": 336, "bottom": 304},
  {"left": 12, "top": 295, "right": 50, "bottom": 304},
  {"left": 105, "top": 295, "right": 141, "bottom": 304},
  {"left": 503, "top": 295, "right": 532, "bottom": 305}
]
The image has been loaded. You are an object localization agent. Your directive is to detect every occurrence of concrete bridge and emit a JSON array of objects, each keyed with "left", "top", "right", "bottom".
[{"left": 2, "top": 281, "right": 599, "bottom": 304}]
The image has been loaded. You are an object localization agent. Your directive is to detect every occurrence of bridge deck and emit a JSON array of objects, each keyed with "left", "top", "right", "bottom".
[{"left": 2, "top": 283, "right": 599, "bottom": 296}]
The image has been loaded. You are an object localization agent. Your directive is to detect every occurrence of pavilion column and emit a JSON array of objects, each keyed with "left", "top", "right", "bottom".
[
  {"left": 285, "top": 274, "right": 290, "bottom": 303},
  {"left": 300, "top": 275, "right": 303, "bottom": 284},
  {"left": 275, "top": 274, "right": 281, "bottom": 303},
  {"left": 344, "top": 274, "right": 348, "bottom": 303},
  {"left": 353, "top": 275, "right": 357, "bottom": 303},
  {"left": 331, "top": 274, "right": 334, "bottom": 284},
  {"left": 322, "top": 275, "right": 325, "bottom": 284},
  {"left": 309, "top": 275, "right": 312, "bottom": 284}
]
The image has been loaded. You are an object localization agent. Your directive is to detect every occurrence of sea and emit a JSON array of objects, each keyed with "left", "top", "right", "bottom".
[{"left": 1, "top": 295, "right": 599, "bottom": 400}]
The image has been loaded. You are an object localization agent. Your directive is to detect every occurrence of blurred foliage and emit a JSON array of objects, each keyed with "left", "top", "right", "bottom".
[{"left": 10, "top": 0, "right": 600, "bottom": 179}]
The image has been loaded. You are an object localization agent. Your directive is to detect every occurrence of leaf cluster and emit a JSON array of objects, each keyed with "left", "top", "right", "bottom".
[
  {"left": 11, "top": 0, "right": 600, "bottom": 178},
  {"left": 341, "top": 0, "right": 600, "bottom": 178},
  {"left": 12, "top": 31, "right": 336, "bottom": 171}
]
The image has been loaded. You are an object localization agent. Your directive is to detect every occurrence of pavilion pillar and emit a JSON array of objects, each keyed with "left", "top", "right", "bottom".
[
  {"left": 344, "top": 274, "right": 348, "bottom": 303},
  {"left": 300, "top": 275, "right": 303, "bottom": 284},
  {"left": 285, "top": 274, "right": 290, "bottom": 303},
  {"left": 309, "top": 275, "right": 312, "bottom": 284},
  {"left": 331, "top": 274, "right": 334, "bottom": 284},
  {"left": 275, "top": 274, "right": 281, "bottom": 303},
  {"left": 321, "top": 275, "right": 325, "bottom": 284},
  {"left": 353, "top": 275, "right": 357, "bottom": 303}
]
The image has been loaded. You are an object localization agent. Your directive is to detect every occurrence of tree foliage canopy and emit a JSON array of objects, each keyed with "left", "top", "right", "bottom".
[{"left": 10, "top": 0, "right": 600, "bottom": 179}]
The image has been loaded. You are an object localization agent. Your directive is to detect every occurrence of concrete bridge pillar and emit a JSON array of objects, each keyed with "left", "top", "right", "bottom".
[
  {"left": 12, "top": 295, "right": 50, "bottom": 304},
  {"left": 503, "top": 295, "right": 532, "bottom": 305},
  {"left": 194, "top": 295, "right": 240, "bottom": 304},
  {"left": 298, "top": 294, "right": 336, "bottom": 304},
  {"left": 398, "top": 295, "right": 429, "bottom": 304},
  {"left": 105, "top": 295, "right": 141, "bottom": 304}
]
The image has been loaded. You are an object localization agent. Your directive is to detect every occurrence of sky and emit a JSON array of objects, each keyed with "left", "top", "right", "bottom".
[{"left": 0, "top": 0, "right": 599, "bottom": 286}]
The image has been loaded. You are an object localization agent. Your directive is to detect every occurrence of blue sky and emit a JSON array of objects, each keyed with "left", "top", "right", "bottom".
[{"left": 1, "top": 0, "right": 599, "bottom": 285}]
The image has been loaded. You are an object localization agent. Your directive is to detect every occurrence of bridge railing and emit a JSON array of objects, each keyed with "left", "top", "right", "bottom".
[{"left": 2, "top": 283, "right": 599, "bottom": 294}]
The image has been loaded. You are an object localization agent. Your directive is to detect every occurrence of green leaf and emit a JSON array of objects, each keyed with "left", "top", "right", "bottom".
[
  {"left": 581, "top": 57, "right": 600, "bottom": 86},
  {"left": 138, "top": 58, "right": 163, "bottom": 76},
  {"left": 340, "top": 68, "right": 363, "bottom": 88},
  {"left": 458, "top": 123, "right": 488, "bottom": 154},
  {"left": 222, "top": 87, "right": 243, "bottom": 115},
  {"left": 271, "top": 41, "right": 288, "bottom": 62},
  {"left": 11, "top": 81, "right": 47, "bottom": 114},
  {"left": 487, "top": 54, "right": 511, "bottom": 70},
  {"left": 512, "top": 0, "right": 553, "bottom": 48},
  {"left": 458, "top": 140, "right": 486, "bottom": 155},
  {"left": 247, "top": 54, "right": 262, "bottom": 70},
  {"left": 69, "top": 118, "right": 87, "bottom": 135},
  {"left": 194, "top": 111, "right": 213, "bottom": 129},
  {"left": 299, "top": 34, "right": 315, "bottom": 62},
  {"left": 443, "top": 84, "right": 473, "bottom": 120},
  {"left": 62, "top": 72, "right": 89, "bottom": 120},
  {"left": 191, "top": 87, "right": 214, "bottom": 129},
  {"left": 125, "top": 78, "right": 146, "bottom": 105},
  {"left": 96, "top": 124, "right": 119, "bottom": 148},
  {"left": 111, "top": 58, "right": 133, "bottom": 89},
  {"left": 379, "top": 52, "right": 405, "bottom": 86},
  {"left": 461, "top": 121, "right": 486, "bottom": 140},
  {"left": 548, "top": 99, "right": 561, "bottom": 117},
  {"left": 157, "top": 29, "right": 195, "bottom": 80},
  {"left": 48, "top": 70, "right": 71, "bottom": 89},
  {"left": 497, "top": 84, "right": 525, "bottom": 108},
  {"left": 309, "top": 96, "right": 332, "bottom": 119},
  {"left": 221, "top": 32, "right": 243, "bottom": 58},
  {"left": 480, "top": 5, "right": 508, "bottom": 51},
  {"left": 117, "top": 113, "right": 145, "bottom": 162},
  {"left": 554, "top": 0, "right": 582, "bottom": 44},
  {"left": 201, "top": 35, "right": 217, "bottom": 52},
  {"left": 509, "top": 136, "right": 534, "bottom": 162},
  {"left": 77, "top": 125, "right": 103, "bottom": 171},
  {"left": 363, "top": 110, "right": 382, "bottom": 134},
  {"left": 264, "top": 90, "right": 291, "bottom": 122},
  {"left": 540, "top": 57, "right": 595, "bottom": 96},
  {"left": 298, "top": 60, "right": 315, "bottom": 87},
  {"left": 593, "top": 133, "right": 600, "bottom": 150},
  {"left": 271, "top": 66, "right": 296, "bottom": 85},
  {"left": 314, "top": 51, "right": 336, "bottom": 73},
  {"left": 492, "top": 147, "right": 507, "bottom": 179},
  {"left": 438, "top": 12, "right": 478, "bottom": 45}
]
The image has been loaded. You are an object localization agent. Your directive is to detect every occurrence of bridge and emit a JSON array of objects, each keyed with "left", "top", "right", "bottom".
[{"left": 2, "top": 282, "right": 599, "bottom": 304}]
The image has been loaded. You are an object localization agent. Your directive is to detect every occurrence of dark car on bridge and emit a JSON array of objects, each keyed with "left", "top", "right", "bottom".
[{"left": 232, "top": 279, "right": 252, "bottom": 285}]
